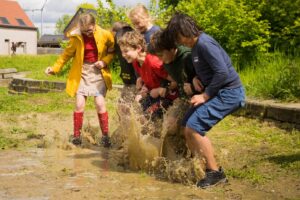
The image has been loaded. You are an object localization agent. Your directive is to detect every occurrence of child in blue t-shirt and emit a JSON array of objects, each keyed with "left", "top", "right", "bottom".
[{"left": 166, "top": 12, "right": 245, "bottom": 188}]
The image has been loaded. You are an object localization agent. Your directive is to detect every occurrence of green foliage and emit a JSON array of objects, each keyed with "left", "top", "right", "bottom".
[
  {"left": 149, "top": 0, "right": 174, "bottom": 27},
  {"left": 240, "top": 51, "right": 300, "bottom": 101},
  {"left": 55, "top": 14, "right": 72, "bottom": 34},
  {"left": 169, "top": 0, "right": 270, "bottom": 66},
  {"left": 76, "top": 3, "right": 96, "bottom": 10},
  {"left": 96, "top": 0, "right": 130, "bottom": 28},
  {"left": 242, "top": 0, "right": 300, "bottom": 51}
]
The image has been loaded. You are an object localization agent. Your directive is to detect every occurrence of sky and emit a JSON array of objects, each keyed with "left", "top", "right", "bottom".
[{"left": 15, "top": 0, "right": 150, "bottom": 35}]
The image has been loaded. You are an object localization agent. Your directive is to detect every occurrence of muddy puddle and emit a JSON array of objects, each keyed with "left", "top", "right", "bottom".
[{"left": 0, "top": 99, "right": 293, "bottom": 199}]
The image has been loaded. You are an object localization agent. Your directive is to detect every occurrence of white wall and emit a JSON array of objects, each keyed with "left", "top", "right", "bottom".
[{"left": 0, "top": 28, "right": 37, "bottom": 55}]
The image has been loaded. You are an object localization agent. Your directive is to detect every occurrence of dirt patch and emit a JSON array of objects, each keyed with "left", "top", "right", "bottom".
[{"left": 0, "top": 103, "right": 299, "bottom": 199}]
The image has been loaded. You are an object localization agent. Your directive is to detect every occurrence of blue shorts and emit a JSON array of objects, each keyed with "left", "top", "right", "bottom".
[{"left": 182, "top": 86, "right": 245, "bottom": 136}]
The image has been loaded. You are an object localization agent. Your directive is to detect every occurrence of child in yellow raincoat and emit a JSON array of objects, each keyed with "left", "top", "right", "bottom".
[{"left": 45, "top": 13, "right": 114, "bottom": 147}]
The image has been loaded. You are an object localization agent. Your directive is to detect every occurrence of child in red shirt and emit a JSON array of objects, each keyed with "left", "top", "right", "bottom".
[{"left": 118, "top": 30, "right": 177, "bottom": 119}]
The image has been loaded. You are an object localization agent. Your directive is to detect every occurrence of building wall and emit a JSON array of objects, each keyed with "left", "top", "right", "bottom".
[{"left": 0, "top": 28, "right": 37, "bottom": 55}]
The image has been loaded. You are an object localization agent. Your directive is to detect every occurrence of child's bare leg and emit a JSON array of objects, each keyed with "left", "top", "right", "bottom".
[
  {"left": 185, "top": 127, "right": 218, "bottom": 171},
  {"left": 75, "top": 94, "right": 87, "bottom": 112}
]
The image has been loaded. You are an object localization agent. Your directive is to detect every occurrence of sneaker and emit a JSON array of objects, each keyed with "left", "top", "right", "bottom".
[
  {"left": 70, "top": 135, "right": 82, "bottom": 146},
  {"left": 196, "top": 167, "right": 228, "bottom": 189},
  {"left": 101, "top": 135, "right": 111, "bottom": 148}
]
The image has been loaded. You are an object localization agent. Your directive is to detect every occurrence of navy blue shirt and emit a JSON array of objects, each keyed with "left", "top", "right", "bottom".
[
  {"left": 144, "top": 25, "right": 160, "bottom": 53},
  {"left": 192, "top": 33, "right": 242, "bottom": 97}
]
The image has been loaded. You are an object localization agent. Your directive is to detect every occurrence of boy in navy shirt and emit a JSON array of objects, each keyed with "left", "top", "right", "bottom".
[{"left": 166, "top": 13, "right": 245, "bottom": 188}]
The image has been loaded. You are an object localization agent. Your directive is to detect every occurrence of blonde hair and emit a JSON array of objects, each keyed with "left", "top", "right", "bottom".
[
  {"left": 128, "top": 4, "right": 152, "bottom": 22},
  {"left": 78, "top": 13, "right": 96, "bottom": 28},
  {"left": 118, "top": 31, "right": 146, "bottom": 52}
]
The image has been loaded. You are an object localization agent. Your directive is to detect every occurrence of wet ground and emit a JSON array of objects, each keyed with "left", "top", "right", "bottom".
[
  {"left": 0, "top": 145, "right": 289, "bottom": 200},
  {"left": 0, "top": 104, "right": 299, "bottom": 199}
]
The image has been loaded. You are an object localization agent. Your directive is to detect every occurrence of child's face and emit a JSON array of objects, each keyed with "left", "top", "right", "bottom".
[
  {"left": 80, "top": 24, "right": 95, "bottom": 37},
  {"left": 177, "top": 34, "right": 196, "bottom": 48},
  {"left": 130, "top": 16, "right": 149, "bottom": 34},
  {"left": 120, "top": 46, "right": 140, "bottom": 63},
  {"left": 156, "top": 49, "right": 177, "bottom": 64}
]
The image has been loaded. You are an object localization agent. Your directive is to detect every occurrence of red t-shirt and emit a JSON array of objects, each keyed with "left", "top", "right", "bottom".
[
  {"left": 132, "top": 54, "right": 168, "bottom": 90},
  {"left": 83, "top": 35, "right": 98, "bottom": 63}
]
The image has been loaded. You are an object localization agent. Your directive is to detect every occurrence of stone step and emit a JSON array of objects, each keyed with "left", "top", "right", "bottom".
[{"left": 0, "top": 68, "right": 17, "bottom": 74}]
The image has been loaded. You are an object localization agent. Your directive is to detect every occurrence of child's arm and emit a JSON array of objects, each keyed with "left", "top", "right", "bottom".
[
  {"left": 150, "top": 75, "right": 177, "bottom": 99},
  {"left": 98, "top": 31, "right": 115, "bottom": 68},
  {"left": 136, "top": 77, "right": 143, "bottom": 90},
  {"left": 50, "top": 38, "right": 77, "bottom": 73}
]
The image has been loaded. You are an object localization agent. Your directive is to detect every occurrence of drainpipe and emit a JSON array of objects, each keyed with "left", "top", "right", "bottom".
[{"left": 4, "top": 39, "right": 10, "bottom": 55}]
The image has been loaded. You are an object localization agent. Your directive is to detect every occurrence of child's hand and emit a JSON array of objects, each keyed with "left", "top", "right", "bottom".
[
  {"left": 192, "top": 77, "right": 204, "bottom": 92},
  {"left": 136, "top": 77, "right": 143, "bottom": 90},
  {"left": 150, "top": 88, "right": 163, "bottom": 98},
  {"left": 135, "top": 94, "right": 143, "bottom": 102},
  {"left": 44, "top": 66, "right": 54, "bottom": 75},
  {"left": 168, "top": 81, "right": 177, "bottom": 90},
  {"left": 183, "top": 83, "right": 193, "bottom": 96},
  {"left": 190, "top": 93, "right": 210, "bottom": 106},
  {"left": 94, "top": 61, "right": 106, "bottom": 69},
  {"left": 140, "top": 86, "right": 149, "bottom": 98}
]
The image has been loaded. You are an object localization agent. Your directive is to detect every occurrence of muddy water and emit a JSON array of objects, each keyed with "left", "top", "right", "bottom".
[
  {"left": 0, "top": 148, "right": 209, "bottom": 200},
  {"left": 113, "top": 99, "right": 206, "bottom": 184},
  {"left": 0, "top": 101, "right": 288, "bottom": 199}
]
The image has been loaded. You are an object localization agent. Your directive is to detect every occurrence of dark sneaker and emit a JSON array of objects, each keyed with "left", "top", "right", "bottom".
[
  {"left": 70, "top": 135, "right": 82, "bottom": 146},
  {"left": 197, "top": 167, "right": 228, "bottom": 189},
  {"left": 101, "top": 135, "right": 111, "bottom": 148}
]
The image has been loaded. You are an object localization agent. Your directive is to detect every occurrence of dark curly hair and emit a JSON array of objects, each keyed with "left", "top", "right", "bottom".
[
  {"left": 150, "top": 29, "right": 177, "bottom": 54},
  {"left": 166, "top": 12, "right": 202, "bottom": 42}
]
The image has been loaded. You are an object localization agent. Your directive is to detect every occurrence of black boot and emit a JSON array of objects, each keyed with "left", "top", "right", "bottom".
[
  {"left": 197, "top": 167, "right": 228, "bottom": 188},
  {"left": 101, "top": 135, "right": 111, "bottom": 148},
  {"left": 70, "top": 135, "right": 82, "bottom": 146}
]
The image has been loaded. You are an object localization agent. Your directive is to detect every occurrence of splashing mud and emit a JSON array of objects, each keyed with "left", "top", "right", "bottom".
[{"left": 111, "top": 98, "right": 206, "bottom": 185}]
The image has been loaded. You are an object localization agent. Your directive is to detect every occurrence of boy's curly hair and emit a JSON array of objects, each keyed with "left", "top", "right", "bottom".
[
  {"left": 118, "top": 30, "right": 147, "bottom": 52},
  {"left": 166, "top": 12, "right": 202, "bottom": 42},
  {"left": 150, "top": 29, "right": 177, "bottom": 54}
]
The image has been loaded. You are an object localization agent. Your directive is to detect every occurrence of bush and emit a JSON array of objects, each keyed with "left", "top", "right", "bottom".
[
  {"left": 242, "top": 0, "right": 300, "bottom": 52},
  {"left": 171, "top": 0, "right": 270, "bottom": 68}
]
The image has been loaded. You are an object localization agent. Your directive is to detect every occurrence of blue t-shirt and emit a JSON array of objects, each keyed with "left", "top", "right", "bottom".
[
  {"left": 192, "top": 33, "right": 242, "bottom": 97},
  {"left": 144, "top": 25, "right": 160, "bottom": 53}
]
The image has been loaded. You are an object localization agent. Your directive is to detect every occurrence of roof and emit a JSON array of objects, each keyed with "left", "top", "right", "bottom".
[
  {"left": 63, "top": 8, "right": 97, "bottom": 36},
  {"left": 38, "top": 34, "right": 66, "bottom": 46},
  {"left": 0, "top": 0, "right": 37, "bottom": 30}
]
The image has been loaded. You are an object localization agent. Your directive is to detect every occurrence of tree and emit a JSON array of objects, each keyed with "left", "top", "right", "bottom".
[
  {"left": 76, "top": 3, "right": 96, "bottom": 10},
  {"left": 241, "top": 0, "right": 300, "bottom": 51},
  {"left": 55, "top": 14, "right": 72, "bottom": 34}
]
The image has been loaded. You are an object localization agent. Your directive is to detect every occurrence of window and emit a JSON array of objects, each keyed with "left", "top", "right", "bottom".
[
  {"left": 0, "top": 17, "right": 10, "bottom": 25},
  {"left": 16, "top": 18, "right": 27, "bottom": 26}
]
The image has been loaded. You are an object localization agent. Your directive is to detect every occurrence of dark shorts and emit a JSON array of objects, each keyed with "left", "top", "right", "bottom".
[{"left": 182, "top": 86, "right": 245, "bottom": 136}]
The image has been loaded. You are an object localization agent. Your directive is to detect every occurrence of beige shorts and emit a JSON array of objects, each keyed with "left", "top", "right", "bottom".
[{"left": 76, "top": 62, "right": 107, "bottom": 97}]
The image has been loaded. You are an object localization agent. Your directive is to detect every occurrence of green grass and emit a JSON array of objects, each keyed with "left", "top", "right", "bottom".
[
  {"left": 0, "top": 130, "right": 20, "bottom": 149},
  {"left": 212, "top": 116, "right": 300, "bottom": 183},
  {"left": 239, "top": 51, "right": 300, "bottom": 102},
  {"left": 0, "top": 55, "right": 123, "bottom": 84}
]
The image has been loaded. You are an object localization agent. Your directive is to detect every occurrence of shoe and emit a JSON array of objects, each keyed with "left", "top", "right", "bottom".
[
  {"left": 70, "top": 135, "right": 82, "bottom": 146},
  {"left": 196, "top": 167, "right": 228, "bottom": 189},
  {"left": 101, "top": 135, "right": 111, "bottom": 148}
]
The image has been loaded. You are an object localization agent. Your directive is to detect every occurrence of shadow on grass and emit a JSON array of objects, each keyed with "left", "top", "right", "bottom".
[{"left": 267, "top": 153, "right": 300, "bottom": 167}]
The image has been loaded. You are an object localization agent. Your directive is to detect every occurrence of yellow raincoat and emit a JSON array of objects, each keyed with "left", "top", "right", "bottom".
[{"left": 52, "top": 25, "right": 115, "bottom": 97}]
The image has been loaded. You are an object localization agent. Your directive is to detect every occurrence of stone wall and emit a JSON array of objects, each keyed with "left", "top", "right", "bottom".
[
  {"left": 37, "top": 47, "right": 63, "bottom": 55},
  {"left": 5, "top": 77, "right": 300, "bottom": 128},
  {"left": 0, "top": 68, "right": 17, "bottom": 87},
  {"left": 9, "top": 77, "right": 65, "bottom": 94}
]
